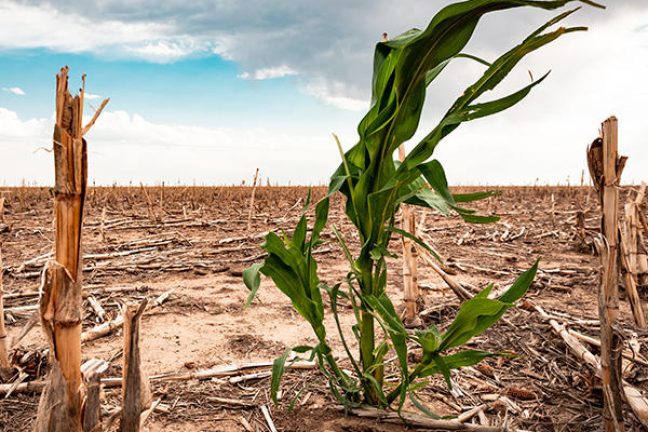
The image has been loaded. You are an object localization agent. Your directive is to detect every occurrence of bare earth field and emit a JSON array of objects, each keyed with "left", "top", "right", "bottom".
[{"left": 1, "top": 185, "right": 646, "bottom": 431}]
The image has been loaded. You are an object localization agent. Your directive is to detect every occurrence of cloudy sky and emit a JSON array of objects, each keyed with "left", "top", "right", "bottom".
[{"left": 0, "top": 0, "right": 646, "bottom": 186}]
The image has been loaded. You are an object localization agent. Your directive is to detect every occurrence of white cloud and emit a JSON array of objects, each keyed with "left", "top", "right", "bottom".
[
  {"left": 238, "top": 65, "right": 298, "bottom": 80},
  {"left": 84, "top": 92, "right": 101, "bottom": 100},
  {"left": 0, "top": 107, "right": 344, "bottom": 186},
  {"left": 127, "top": 40, "right": 205, "bottom": 63},
  {"left": 2, "top": 86, "right": 26, "bottom": 96},
  {"left": 0, "top": 107, "right": 49, "bottom": 137},
  {"left": 1, "top": 1, "right": 648, "bottom": 185},
  {"left": 0, "top": 0, "right": 644, "bottom": 114},
  {"left": 304, "top": 81, "right": 368, "bottom": 112},
  {"left": 0, "top": 2, "right": 201, "bottom": 61}
]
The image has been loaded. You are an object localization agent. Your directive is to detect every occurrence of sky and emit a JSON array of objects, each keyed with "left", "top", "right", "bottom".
[{"left": 0, "top": 0, "right": 646, "bottom": 186}]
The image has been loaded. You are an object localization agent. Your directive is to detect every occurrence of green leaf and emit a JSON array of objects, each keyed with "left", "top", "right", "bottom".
[
  {"left": 439, "top": 298, "right": 509, "bottom": 351},
  {"left": 271, "top": 349, "right": 292, "bottom": 404},
  {"left": 405, "top": 188, "right": 452, "bottom": 216},
  {"left": 431, "top": 354, "right": 453, "bottom": 388},
  {"left": 328, "top": 175, "right": 347, "bottom": 195},
  {"left": 288, "top": 385, "right": 310, "bottom": 413},
  {"left": 409, "top": 393, "right": 446, "bottom": 420},
  {"left": 259, "top": 232, "right": 327, "bottom": 341},
  {"left": 407, "top": 379, "right": 431, "bottom": 393},
  {"left": 410, "top": 160, "right": 499, "bottom": 224},
  {"left": 292, "top": 215, "right": 308, "bottom": 251},
  {"left": 312, "top": 198, "right": 330, "bottom": 244},
  {"left": 453, "top": 190, "right": 500, "bottom": 203},
  {"left": 415, "top": 326, "right": 442, "bottom": 355},
  {"left": 456, "top": 52, "right": 491, "bottom": 67},
  {"left": 292, "top": 345, "right": 314, "bottom": 354},
  {"left": 401, "top": 9, "right": 590, "bottom": 173},
  {"left": 387, "top": 226, "right": 443, "bottom": 263},
  {"left": 418, "top": 160, "right": 454, "bottom": 204},
  {"left": 435, "top": 262, "right": 538, "bottom": 352},
  {"left": 302, "top": 189, "right": 312, "bottom": 213},
  {"left": 454, "top": 211, "right": 500, "bottom": 224},
  {"left": 328, "top": 283, "right": 363, "bottom": 380},
  {"left": 243, "top": 263, "right": 263, "bottom": 307},
  {"left": 332, "top": 225, "right": 358, "bottom": 272},
  {"left": 370, "top": 245, "right": 397, "bottom": 261},
  {"left": 473, "top": 283, "right": 495, "bottom": 299},
  {"left": 419, "top": 350, "right": 505, "bottom": 377},
  {"left": 499, "top": 259, "right": 539, "bottom": 303}
]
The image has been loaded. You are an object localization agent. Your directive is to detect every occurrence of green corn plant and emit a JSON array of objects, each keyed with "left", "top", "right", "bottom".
[{"left": 244, "top": 0, "right": 602, "bottom": 412}]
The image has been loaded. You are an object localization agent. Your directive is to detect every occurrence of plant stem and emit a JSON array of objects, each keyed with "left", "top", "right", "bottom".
[
  {"left": 357, "top": 254, "right": 381, "bottom": 403},
  {"left": 360, "top": 310, "right": 377, "bottom": 403}
]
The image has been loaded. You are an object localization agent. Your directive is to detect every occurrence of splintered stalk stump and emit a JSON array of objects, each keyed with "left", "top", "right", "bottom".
[
  {"left": 35, "top": 67, "right": 107, "bottom": 432},
  {"left": 120, "top": 300, "right": 152, "bottom": 432}
]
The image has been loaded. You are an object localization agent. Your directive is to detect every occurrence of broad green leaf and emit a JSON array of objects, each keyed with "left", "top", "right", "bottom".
[
  {"left": 292, "top": 345, "right": 314, "bottom": 354},
  {"left": 405, "top": 188, "right": 452, "bottom": 216},
  {"left": 455, "top": 71, "right": 550, "bottom": 123},
  {"left": 407, "top": 379, "right": 430, "bottom": 393},
  {"left": 418, "top": 160, "right": 454, "bottom": 204},
  {"left": 439, "top": 298, "right": 509, "bottom": 351}
]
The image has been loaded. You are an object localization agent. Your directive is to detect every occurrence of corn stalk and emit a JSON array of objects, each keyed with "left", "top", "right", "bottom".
[
  {"left": 245, "top": 0, "right": 602, "bottom": 411},
  {"left": 399, "top": 145, "right": 421, "bottom": 327},
  {"left": 35, "top": 67, "right": 107, "bottom": 432}
]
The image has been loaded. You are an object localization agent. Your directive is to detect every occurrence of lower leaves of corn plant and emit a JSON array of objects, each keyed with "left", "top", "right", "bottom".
[{"left": 244, "top": 0, "right": 601, "bottom": 415}]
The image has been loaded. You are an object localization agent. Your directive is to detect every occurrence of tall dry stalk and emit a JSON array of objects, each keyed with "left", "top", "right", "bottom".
[
  {"left": 35, "top": 67, "right": 107, "bottom": 432},
  {"left": 399, "top": 145, "right": 420, "bottom": 326},
  {"left": 247, "top": 168, "right": 259, "bottom": 232},
  {"left": 628, "top": 185, "right": 648, "bottom": 284},
  {"left": 588, "top": 116, "right": 626, "bottom": 432},
  {"left": 620, "top": 184, "right": 646, "bottom": 327}
]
